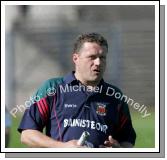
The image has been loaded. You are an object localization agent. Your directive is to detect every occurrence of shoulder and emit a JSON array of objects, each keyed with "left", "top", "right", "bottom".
[
  {"left": 102, "top": 81, "right": 123, "bottom": 95},
  {"left": 33, "top": 77, "right": 64, "bottom": 99},
  {"left": 103, "top": 81, "right": 131, "bottom": 113},
  {"left": 102, "top": 81, "right": 128, "bottom": 105},
  {"left": 42, "top": 77, "right": 64, "bottom": 87}
]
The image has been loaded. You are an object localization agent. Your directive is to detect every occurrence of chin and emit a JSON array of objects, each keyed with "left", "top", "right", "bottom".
[{"left": 90, "top": 76, "right": 101, "bottom": 82}]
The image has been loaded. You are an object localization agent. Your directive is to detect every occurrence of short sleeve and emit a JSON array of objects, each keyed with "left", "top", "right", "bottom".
[
  {"left": 18, "top": 78, "right": 62, "bottom": 133},
  {"left": 113, "top": 102, "right": 136, "bottom": 145},
  {"left": 18, "top": 97, "right": 50, "bottom": 133}
]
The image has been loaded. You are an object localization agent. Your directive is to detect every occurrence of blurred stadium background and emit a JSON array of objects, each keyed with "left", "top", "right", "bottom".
[{"left": 5, "top": 5, "right": 155, "bottom": 148}]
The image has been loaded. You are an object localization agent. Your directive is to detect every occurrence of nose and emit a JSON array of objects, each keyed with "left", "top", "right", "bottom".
[{"left": 94, "top": 57, "right": 100, "bottom": 66}]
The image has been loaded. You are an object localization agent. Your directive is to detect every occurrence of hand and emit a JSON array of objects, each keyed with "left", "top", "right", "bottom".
[
  {"left": 63, "top": 140, "right": 87, "bottom": 148},
  {"left": 101, "top": 135, "right": 121, "bottom": 148}
]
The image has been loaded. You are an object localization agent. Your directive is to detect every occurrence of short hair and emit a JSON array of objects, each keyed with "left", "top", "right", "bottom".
[{"left": 73, "top": 33, "right": 108, "bottom": 53}]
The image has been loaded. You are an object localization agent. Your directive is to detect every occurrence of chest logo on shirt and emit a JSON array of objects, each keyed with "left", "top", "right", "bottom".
[
  {"left": 64, "top": 104, "right": 77, "bottom": 108},
  {"left": 96, "top": 103, "right": 107, "bottom": 116}
]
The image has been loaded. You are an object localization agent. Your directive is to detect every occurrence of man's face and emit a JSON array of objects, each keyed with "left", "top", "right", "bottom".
[{"left": 73, "top": 42, "right": 107, "bottom": 85}]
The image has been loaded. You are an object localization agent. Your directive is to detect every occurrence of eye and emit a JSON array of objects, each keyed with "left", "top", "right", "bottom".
[
  {"left": 100, "top": 56, "right": 106, "bottom": 60},
  {"left": 89, "top": 55, "right": 96, "bottom": 60}
]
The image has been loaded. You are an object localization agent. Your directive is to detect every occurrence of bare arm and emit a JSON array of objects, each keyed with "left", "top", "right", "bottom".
[
  {"left": 21, "top": 129, "right": 82, "bottom": 148},
  {"left": 119, "top": 142, "right": 134, "bottom": 148},
  {"left": 102, "top": 135, "right": 134, "bottom": 148}
]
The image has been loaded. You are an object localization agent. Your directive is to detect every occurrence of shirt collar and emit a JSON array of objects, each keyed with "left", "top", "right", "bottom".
[
  {"left": 63, "top": 71, "right": 78, "bottom": 84},
  {"left": 63, "top": 71, "right": 105, "bottom": 86}
]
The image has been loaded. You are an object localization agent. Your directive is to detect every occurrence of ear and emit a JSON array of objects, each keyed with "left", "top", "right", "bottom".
[{"left": 72, "top": 53, "right": 79, "bottom": 65}]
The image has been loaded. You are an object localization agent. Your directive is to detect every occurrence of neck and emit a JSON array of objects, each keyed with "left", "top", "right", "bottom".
[{"left": 74, "top": 72, "right": 100, "bottom": 87}]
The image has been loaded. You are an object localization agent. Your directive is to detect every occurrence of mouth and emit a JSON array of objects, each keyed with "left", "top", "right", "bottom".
[{"left": 93, "top": 69, "right": 101, "bottom": 74}]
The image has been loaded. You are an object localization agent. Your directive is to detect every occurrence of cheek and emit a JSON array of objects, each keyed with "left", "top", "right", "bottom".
[
  {"left": 103, "top": 62, "right": 106, "bottom": 68},
  {"left": 77, "top": 60, "right": 87, "bottom": 70},
  {"left": 101, "top": 60, "right": 106, "bottom": 67},
  {"left": 80, "top": 60, "right": 92, "bottom": 67}
]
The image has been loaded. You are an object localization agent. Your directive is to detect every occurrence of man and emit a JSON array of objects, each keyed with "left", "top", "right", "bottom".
[{"left": 18, "top": 33, "right": 136, "bottom": 148}]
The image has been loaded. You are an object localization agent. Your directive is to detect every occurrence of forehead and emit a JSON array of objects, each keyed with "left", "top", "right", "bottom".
[{"left": 80, "top": 42, "right": 107, "bottom": 55}]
